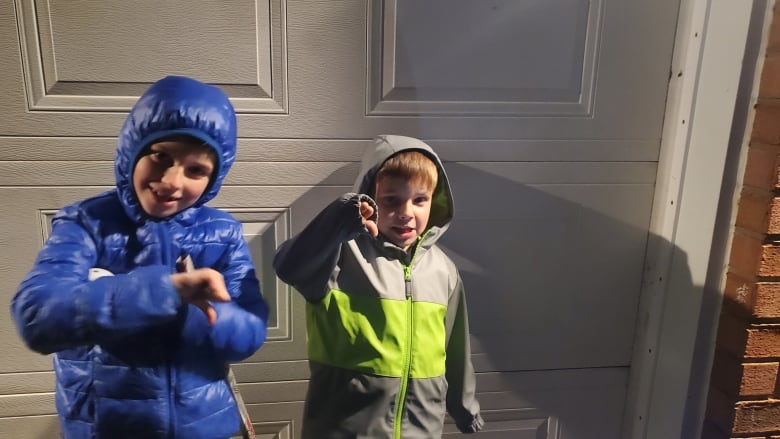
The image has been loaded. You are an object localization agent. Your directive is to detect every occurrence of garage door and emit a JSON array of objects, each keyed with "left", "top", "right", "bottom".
[{"left": 0, "top": 1, "right": 680, "bottom": 437}]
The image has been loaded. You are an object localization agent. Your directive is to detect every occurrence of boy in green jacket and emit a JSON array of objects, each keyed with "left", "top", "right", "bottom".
[{"left": 273, "top": 134, "right": 483, "bottom": 438}]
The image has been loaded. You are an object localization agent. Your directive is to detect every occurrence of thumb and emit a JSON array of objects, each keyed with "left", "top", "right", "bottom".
[
  {"left": 205, "top": 279, "right": 231, "bottom": 302},
  {"left": 359, "top": 201, "right": 375, "bottom": 221},
  {"left": 194, "top": 299, "right": 218, "bottom": 325},
  {"left": 365, "top": 220, "right": 379, "bottom": 237}
]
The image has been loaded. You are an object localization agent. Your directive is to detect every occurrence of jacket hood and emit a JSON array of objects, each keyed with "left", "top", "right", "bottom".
[
  {"left": 354, "top": 134, "right": 454, "bottom": 233},
  {"left": 114, "top": 75, "right": 237, "bottom": 222}
]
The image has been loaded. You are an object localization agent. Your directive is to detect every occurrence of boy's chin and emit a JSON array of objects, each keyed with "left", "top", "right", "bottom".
[{"left": 379, "top": 234, "right": 414, "bottom": 251}]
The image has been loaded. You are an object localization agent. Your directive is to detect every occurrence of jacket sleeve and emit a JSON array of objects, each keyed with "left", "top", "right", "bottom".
[
  {"left": 10, "top": 211, "right": 184, "bottom": 355},
  {"left": 199, "top": 229, "right": 269, "bottom": 363},
  {"left": 445, "top": 274, "right": 485, "bottom": 433},
  {"left": 273, "top": 193, "right": 376, "bottom": 302}
]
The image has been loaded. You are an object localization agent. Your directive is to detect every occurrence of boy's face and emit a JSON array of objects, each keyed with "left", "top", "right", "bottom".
[
  {"left": 133, "top": 139, "right": 215, "bottom": 218},
  {"left": 374, "top": 175, "right": 434, "bottom": 251}
]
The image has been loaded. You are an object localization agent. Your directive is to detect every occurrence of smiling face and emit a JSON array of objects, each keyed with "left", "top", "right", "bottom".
[
  {"left": 374, "top": 174, "right": 435, "bottom": 252},
  {"left": 132, "top": 138, "right": 216, "bottom": 218}
]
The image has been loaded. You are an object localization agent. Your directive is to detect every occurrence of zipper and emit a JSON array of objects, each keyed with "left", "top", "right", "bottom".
[
  {"left": 167, "top": 362, "right": 176, "bottom": 438},
  {"left": 157, "top": 223, "right": 177, "bottom": 439},
  {"left": 393, "top": 233, "right": 427, "bottom": 439},
  {"left": 394, "top": 264, "right": 413, "bottom": 439}
]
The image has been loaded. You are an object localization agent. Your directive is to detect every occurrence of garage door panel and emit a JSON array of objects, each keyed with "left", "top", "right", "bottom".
[
  {"left": 13, "top": 0, "right": 285, "bottom": 113},
  {"left": 0, "top": 138, "right": 660, "bottom": 163},
  {"left": 0, "top": 416, "right": 60, "bottom": 439},
  {"left": 440, "top": 369, "right": 627, "bottom": 438},
  {"left": 368, "top": 0, "right": 595, "bottom": 116},
  {"left": 442, "top": 162, "right": 654, "bottom": 369},
  {"left": 4, "top": 0, "right": 678, "bottom": 141}
]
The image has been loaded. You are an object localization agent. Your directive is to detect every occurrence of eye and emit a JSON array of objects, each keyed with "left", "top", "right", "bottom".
[
  {"left": 148, "top": 150, "right": 171, "bottom": 165},
  {"left": 379, "top": 196, "right": 399, "bottom": 208},
  {"left": 414, "top": 196, "right": 429, "bottom": 205},
  {"left": 186, "top": 165, "right": 212, "bottom": 179}
]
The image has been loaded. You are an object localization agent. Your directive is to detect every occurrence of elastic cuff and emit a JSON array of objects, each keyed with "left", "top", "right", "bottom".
[
  {"left": 354, "top": 193, "right": 378, "bottom": 222},
  {"left": 344, "top": 193, "right": 378, "bottom": 235},
  {"left": 457, "top": 412, "right": 484, "bottom": 433}
]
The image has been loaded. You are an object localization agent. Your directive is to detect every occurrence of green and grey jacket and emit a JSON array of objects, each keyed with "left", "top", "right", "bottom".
[{"left": 273, "top": 135, "right": 483, "bottom": 438}]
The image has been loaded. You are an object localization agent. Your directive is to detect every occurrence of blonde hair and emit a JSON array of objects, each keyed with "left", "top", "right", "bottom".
[{"left": 375, "top": 150, "right": 438, "bottom": 191}]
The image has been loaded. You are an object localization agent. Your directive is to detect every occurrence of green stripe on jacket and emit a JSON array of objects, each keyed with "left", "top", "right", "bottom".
[{"left": 306, "top": 289, "right": 447, "bottom": 378}]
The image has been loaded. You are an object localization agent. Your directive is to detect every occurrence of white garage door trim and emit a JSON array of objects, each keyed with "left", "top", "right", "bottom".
[{"left": 625, "top": 0, "right": 761, "bottom": 438}]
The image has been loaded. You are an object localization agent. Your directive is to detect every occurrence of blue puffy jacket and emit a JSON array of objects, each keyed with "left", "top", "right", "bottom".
[{"left": 11, "top": 76, "right": 269, "bottom": 439}]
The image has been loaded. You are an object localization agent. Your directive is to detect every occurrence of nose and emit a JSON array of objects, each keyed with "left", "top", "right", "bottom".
[
  {"left": 160, "top": 165, "right": 184, "bottom": 189},
  {"left": 398, "top": 200, "right": 413, "bottom": 221}
]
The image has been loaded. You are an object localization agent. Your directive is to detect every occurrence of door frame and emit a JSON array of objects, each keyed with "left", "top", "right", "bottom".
[{"left": 624, "top": 0, "right": 769, "bottom": 438}]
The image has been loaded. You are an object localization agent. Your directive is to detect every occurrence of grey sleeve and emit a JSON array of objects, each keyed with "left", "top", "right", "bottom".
[
  {"left": 272, "top": 193, "right": 377, "bottom": 302},
  {"left": 445, "top": 274, "right": 485, "bottom": 433}
]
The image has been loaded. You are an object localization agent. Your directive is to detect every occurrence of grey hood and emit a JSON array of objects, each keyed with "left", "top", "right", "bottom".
[{"left": 353, "top": 134, "right": 454, "bottom": 234}]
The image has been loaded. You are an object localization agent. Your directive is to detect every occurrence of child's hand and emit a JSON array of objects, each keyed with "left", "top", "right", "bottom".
[
  {"left": 171, "top": 268, "right": 231, "bottom": 325},
  {"left": 360, "top": 201, "right": 379, "bottom": 237}
]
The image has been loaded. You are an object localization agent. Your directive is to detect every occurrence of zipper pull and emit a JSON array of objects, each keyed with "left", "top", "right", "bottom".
[
  {"left": 404, "top": 265, "right": 412, "bottom": 298},
  {"left": 176, "top": 253, "right": 194, "bottom": 273}
]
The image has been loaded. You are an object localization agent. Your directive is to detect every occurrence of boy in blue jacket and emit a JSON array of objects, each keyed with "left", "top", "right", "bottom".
[{"left": 10, "top": 76, "right": 269, "bottom": 439}]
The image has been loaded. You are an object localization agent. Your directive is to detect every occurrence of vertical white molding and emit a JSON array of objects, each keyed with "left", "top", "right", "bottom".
[{"left": 624, "top": 0, "right": 754, "bottom": 437}]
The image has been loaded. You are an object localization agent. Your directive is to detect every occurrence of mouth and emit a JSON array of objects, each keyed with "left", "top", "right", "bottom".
[
  {"left": 152, "top": 192, "right": 179, "bottom": 205},
  {"left": 393, "top": 226, "right": 416, "bottom": 238}
]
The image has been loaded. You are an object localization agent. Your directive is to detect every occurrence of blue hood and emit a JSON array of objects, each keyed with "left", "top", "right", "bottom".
[{"left": 114, "top": 76, "right": 237, "bottom": 222}]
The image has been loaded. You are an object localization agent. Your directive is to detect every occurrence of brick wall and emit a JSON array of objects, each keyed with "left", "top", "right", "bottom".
[{"left": 703, "top": 6, "right": 780, "bottom": 438}]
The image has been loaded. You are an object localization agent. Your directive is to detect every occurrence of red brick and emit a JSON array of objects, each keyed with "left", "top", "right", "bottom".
[
  {"left": 752, "top": 104, "right": 780, "bottom": 146},
  {"left": 758, "top": 245, "right": 780, "bottom": 277},
  {"left": 698, "top": 423, "right": 726, "bottom": 439},
  {"left": 705, "top": 386, "right": 736, "bottom": 435},
  {"left": 754, "top": 283, "right": 780, "bottom": 318},
  {"left": 732, "top": 400, "right": 780, "bottom": 434},
  {"left": 717, "top": 311, "right": 751, "bottom": 358},
  {"left": 769, "top": 197, "right": 780, "bottom": 234},
  {"left": 740, "top": 363, "right": 780, "bottom": 397},
  {"left": 724, "top": 273, "right": 758, "bottom": 317},
  {"left": 768, "top": 9, "right": 780, "bottom": 51},
  {"left": 727, "top": 276, "right": 780, "bottom": 320},
  {"left": 710, "top": 349, "right": 744, "bottom": 397},
  {"left": 730, "top": 231, "right": 764, "bottom": 277},
  {"left": 736, "top": 189, "right": 772, "bottom": 233},
  {"left": 742, "top": 145, "right": 780, "bottom": 190},
  {"left": 759, "top": 55, "right": 780, "bottom": 98},
  {"left": 744, "top": 326, "right": 780, "bottom": 358}
]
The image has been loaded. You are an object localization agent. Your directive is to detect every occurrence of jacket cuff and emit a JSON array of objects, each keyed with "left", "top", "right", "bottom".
[
  {"left": 344, "top": 193, "right": 378, "bottom": 235},
  {"left": 457, "top": 412, "right": 484, "bottom": 433},
  {"left": 348, "top": 193, "right": 378, "bottom": 221}
]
